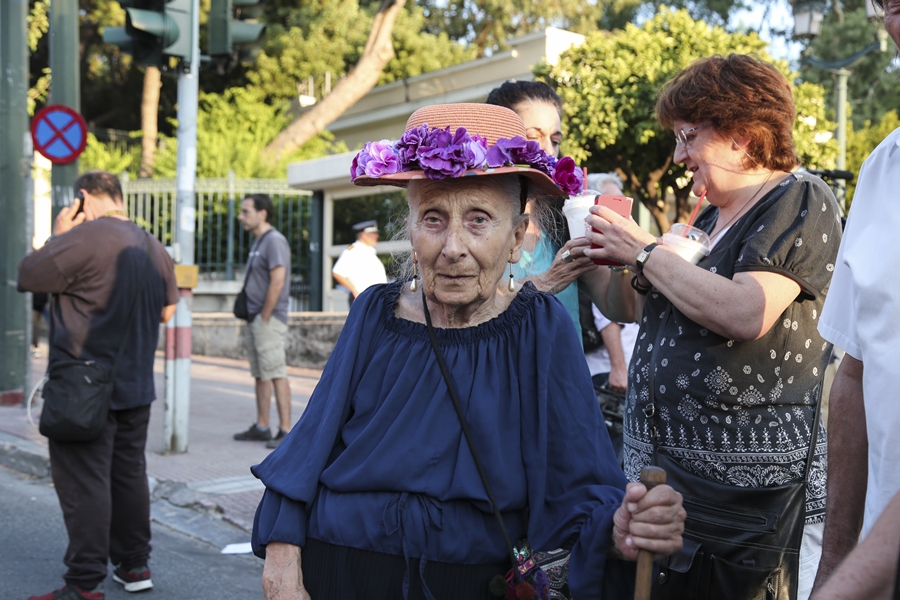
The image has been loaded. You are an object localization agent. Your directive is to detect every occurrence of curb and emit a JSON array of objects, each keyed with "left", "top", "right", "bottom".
[
  {"left": 0, "top": 431, "right": 50, "bottom": 478},
  {"left": 0, "top": 432, "right": 259, "bottom": 562}
]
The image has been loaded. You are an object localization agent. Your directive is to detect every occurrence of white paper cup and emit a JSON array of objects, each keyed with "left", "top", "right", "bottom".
[
  {"left": 662, "top": 223, "right": 711, "bottom": 264},
  {"left": 563, "top": 190, "right": 600, "bottom": 239}
]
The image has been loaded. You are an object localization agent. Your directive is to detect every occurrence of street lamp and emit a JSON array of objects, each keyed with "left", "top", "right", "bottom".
[{"left": 791, "top": 0, "right": 888, "bottom": 199}]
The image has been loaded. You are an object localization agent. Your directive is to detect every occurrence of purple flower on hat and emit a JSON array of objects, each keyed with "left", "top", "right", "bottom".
[
  {"left": 551, "top": 156, "right": 584, "bottom": 196},
  {"left": 485, "top": 136, "right": 553, "bottom": 173},
  {"left": 485, "top": 136, "right": 526, "bottom": 168},
  {"left": 417, "top": 126, "right": 487, "bottom": 179},
  {"left": 396, "top": 123, "right": 430, "bottom": 165},
  {"left": 350, "top": 140, "right": 402, "bottom": 180}
]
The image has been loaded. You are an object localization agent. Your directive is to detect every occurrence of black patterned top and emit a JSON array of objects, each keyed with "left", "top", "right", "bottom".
[{"left": 622, "top": 173, "right": 842, "bottom": 523}]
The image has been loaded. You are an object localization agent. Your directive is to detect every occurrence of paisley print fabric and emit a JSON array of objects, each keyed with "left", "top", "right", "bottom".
[{"left": 623, "top": 174, "right": 841, "bottom": 523}]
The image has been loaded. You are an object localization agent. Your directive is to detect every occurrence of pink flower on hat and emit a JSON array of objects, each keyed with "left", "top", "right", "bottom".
[{"left": 550, "top": 156, "right": 584, "bottom": 196}]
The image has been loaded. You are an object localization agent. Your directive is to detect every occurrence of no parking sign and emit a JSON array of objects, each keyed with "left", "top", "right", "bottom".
[{"left": 31, "top": 105, "right": 88, "bottom": 165}]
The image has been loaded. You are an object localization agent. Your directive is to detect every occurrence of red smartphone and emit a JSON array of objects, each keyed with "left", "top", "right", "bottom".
[{"left": 590, "top": 194, "right": 634, "bottom": 266}]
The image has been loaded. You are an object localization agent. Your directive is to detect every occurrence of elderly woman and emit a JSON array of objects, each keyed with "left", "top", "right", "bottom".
[
  {"left": 582, "top": 55, "right": 841, "bottom": 600},
  {"left": 251, "top": 103, "right": 684, "bottom": 600}
]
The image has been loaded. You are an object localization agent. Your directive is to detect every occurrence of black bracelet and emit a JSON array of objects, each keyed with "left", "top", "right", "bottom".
[{"left": 630, "top": 274, "right": 652, "bottom": 295}]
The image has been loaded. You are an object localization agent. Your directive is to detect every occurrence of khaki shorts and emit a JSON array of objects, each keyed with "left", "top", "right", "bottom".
[{"left": 243, "top": 315, "right": 288, "bottom": 381}]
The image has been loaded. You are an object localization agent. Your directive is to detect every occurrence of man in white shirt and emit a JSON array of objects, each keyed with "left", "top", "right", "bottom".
[
  {"left": 332, "top": 220, "right": 387, "bottom": 307},
  {"left": 813, "top": 69, "right": 900, "bottom": 591}
]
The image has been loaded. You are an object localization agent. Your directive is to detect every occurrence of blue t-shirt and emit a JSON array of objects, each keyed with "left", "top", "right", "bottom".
[
  {"left": 512, "top": 233, "right": 582, "bottom": 343},
  {"left": 251, "top": 280, "right": 626, "bottom": 598}
]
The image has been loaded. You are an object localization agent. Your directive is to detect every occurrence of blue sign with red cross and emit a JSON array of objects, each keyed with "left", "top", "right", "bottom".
[{"left": 31, "top": 105, "right": 88, "bottom": 165}]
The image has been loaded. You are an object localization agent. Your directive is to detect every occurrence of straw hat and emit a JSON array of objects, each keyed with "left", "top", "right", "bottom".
[{"left": 349, "top": 103, "right": 583, "bottom": 200}]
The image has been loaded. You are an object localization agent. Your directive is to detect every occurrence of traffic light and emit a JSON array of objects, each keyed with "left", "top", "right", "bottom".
[
  {"left": 208, "top": 0, "right": 266, "bottom": 61},
  {"left": 103, "top": 0, "right": 193, "bottom": 69}
]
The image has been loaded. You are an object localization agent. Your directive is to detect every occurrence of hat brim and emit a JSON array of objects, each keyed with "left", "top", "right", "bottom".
[{"left": 352, "top": 165, "right": 569, "bottom": 201}]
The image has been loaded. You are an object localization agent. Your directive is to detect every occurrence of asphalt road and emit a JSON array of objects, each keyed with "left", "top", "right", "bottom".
[{"left": 0, "top": 466, "right": 265, "bottom": 600}]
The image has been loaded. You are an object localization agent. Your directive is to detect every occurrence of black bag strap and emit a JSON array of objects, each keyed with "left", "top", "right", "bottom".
[
  {"left": 421, "top": 289, "right": 522, "bottom": 584},
  {"left": 894, "top": 543, "right": 900, "bottom": 600},
  {"left": 241, "top": 228, "right": 275, "bottom": 287},
  {"left": 110, "top": 232, "right": 155, "bottom": 379}
]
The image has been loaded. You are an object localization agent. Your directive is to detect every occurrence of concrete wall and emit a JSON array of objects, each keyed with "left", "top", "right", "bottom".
[{"left": 188, "top": 312, "right": 347, "bottom": 369}]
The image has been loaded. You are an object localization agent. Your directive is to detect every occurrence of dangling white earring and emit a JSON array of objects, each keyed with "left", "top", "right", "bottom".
[
  {"left": 410, "top": 252, "right": 419, "bottom": 292},
  {"left": 507, "top": 249, "right": 516, "bottom": 292}
]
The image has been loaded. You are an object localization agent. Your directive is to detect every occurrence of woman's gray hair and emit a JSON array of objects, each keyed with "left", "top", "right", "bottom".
[
  {"left": 586, "top": 172, "right": 624, "bottom": 192},
  {"left": 390, "top": 174, "right": 532, "bottom": 280}
]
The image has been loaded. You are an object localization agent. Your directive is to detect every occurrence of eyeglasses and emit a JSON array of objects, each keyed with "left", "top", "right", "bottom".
[{"left": 675, "top": 122, "right": 712, "bottom": 148}]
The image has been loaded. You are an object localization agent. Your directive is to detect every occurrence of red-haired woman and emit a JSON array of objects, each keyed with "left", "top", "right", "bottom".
[{"left": 584, "top": 54, "right": 842, "bottom": 600}]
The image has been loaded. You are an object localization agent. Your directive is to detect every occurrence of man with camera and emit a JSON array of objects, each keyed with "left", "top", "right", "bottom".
[{"left": 18, "top": 171, "right": 178, "bottom": 600}]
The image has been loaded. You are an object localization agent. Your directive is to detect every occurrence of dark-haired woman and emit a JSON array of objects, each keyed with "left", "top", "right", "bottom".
[
  {"left": 487, "top": 81, "right": 624, "bottom": 342},
  {"left": 585, "top": 54, "right": 842, "bottom": 600}
]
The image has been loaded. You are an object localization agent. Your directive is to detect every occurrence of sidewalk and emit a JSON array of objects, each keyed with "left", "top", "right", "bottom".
[{"left": 0, "top": 344, "right": 322, "bottom": 541}]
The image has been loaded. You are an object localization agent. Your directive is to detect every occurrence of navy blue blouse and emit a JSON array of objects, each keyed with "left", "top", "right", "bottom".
[{"left": 251, "top": 280, "right": 627, "bottom": 598}]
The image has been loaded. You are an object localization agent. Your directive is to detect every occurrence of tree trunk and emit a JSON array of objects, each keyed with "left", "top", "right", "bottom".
[
  {"left": 139, "top": 66, "right": 161, "bottom": 179},
  {"left": 262, "top": 0, "right": 406, "bottom": 165},
  {"left": 620, "top": 160, "right": 673, "bottom": 234}
]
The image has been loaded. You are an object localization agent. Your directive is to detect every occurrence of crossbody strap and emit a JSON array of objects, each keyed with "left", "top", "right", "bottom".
[
  {"left": 421, "top": 290, "right": 522, "bottom": 583},
  {"left": 241, "top": 228, "right": 275, "bottom": 287},
  {"left": 110, "top": 232, "right": 155, "bottom": 379}
]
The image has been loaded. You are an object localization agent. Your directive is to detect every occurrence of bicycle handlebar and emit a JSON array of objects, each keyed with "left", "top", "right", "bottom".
[{"left": 806, "top": 168, "right": 855, "bottom": 182}]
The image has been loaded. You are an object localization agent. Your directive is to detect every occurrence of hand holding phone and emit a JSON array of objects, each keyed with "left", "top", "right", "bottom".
[
  {"left": 73, "top": 190, "right": 85, "bottom": 215},
  {"left": 590, "top": 194, "right": 634, "bottom": 266},
  {"left": 52, "top": 189, "right": 87, "bottom": 236}
]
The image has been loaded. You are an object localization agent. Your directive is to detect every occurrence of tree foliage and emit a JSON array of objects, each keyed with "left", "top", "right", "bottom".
[
  {"left": 81, "top": 87, "right": 346, "bottom": 179},
  {"left": 797, "top": 1, "right": 900, "bottom": 133},
  {"left": 845, "top": 109, "right": 899, "bottom": 206},
  {"left": 415, "top": 0, "right": 602, "bottom": 56},
  {"left": 539, "top": 7, "right": 837, "bottom": 233}
]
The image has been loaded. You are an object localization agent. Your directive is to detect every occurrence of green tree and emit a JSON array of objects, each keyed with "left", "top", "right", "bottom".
[
  {"left": 845, "top": 109, "right": 899, "bottom": 205},
  {"left": 538, "top": 7, "right": 837, "bottom": 233},
  {"left": 80, "top": 87, "right": 348, "bottom": 179},
  {"left": 799, "top": 5, "right": 900, "bottom": 132},
  {"left": 415, "top": 0, "right": 602, "bottom": 56}
]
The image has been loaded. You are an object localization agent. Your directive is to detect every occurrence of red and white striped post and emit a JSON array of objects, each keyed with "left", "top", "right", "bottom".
[{"left": 164, "top": 286, "right": 193, "bottom": 453}]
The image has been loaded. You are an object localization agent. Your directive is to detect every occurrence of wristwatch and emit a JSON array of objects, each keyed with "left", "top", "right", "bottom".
[{"left": 634, "top": 243, "right": 658, "bottom": 275}]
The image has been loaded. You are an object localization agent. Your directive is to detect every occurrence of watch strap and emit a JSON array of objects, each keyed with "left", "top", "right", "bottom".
[{"left": 635, "top": 242, "right": 658, "bottom": 274}]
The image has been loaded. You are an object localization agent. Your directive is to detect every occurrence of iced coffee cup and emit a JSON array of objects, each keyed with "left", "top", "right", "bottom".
[
  {"left": 661, "top": 223, "right": 711, "bottom": 264},
  {"left": 562, "top": 190, "right": 600, "bottom": 239}
]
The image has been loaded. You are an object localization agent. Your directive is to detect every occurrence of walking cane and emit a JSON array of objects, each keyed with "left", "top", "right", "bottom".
[{"left": 634, "top": 466, "right": 667, "bottom": 600}]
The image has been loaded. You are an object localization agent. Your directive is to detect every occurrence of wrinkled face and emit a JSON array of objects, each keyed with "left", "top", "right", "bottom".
[
  {"left": 515, "top": 100, "right": 563, "bottom": 158},
  {"left": 408, "top": 177, "right": 527, "bottom": 312},
  {"left": 238, "top": 199, "right": 266, "bottom": 231},
  {"left": 672, "top": 119, "right": 747, "bottom": 201}
]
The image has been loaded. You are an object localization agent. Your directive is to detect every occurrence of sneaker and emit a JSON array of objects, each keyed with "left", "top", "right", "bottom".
[
  {"left": 265, "top": 429, "right": 288, "bottom": 449},
  {"left": 233, "top": 423, "right": 271, "bottom": 441},
  {"left": 28, "top": 583, "right": 104, "bottom": 600},
  {"left": 113, "top": 565, "right": 153, "bottom": 592}
]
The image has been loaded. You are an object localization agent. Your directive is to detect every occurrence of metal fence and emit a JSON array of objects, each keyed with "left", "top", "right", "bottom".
[{"left": 122, "top": 172, "right": 314, "bottom": 307}]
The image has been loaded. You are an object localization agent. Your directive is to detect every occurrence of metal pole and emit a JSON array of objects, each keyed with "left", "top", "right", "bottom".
[
  {"left": 164, "top": 0, "right": 199, "bottom": 454},
  {"left": 834, "top": 68, "right": 849, "bottom": 172},
  {"left": 310, "top": 190, "right": 324, "bottom": 311},
  {"left": 0, "top": 0, "right": 30, "bottom": 405},
  {"left": 23, "top": 134, "right": 35, "bottom": 398},
  {"left": 49, "top": 0, "right": 80, "bottom": 221},
  {"left": 226, "top": 169, "right": 235, "bottom": 280}
]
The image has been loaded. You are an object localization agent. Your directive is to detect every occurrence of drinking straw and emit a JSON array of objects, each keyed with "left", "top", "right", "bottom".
[
  {"left": 683, "top": 190, "right": 707, "bottom": 236},
  {"left": 583, "top": 167, "right": 588, "bottom": 193}
]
